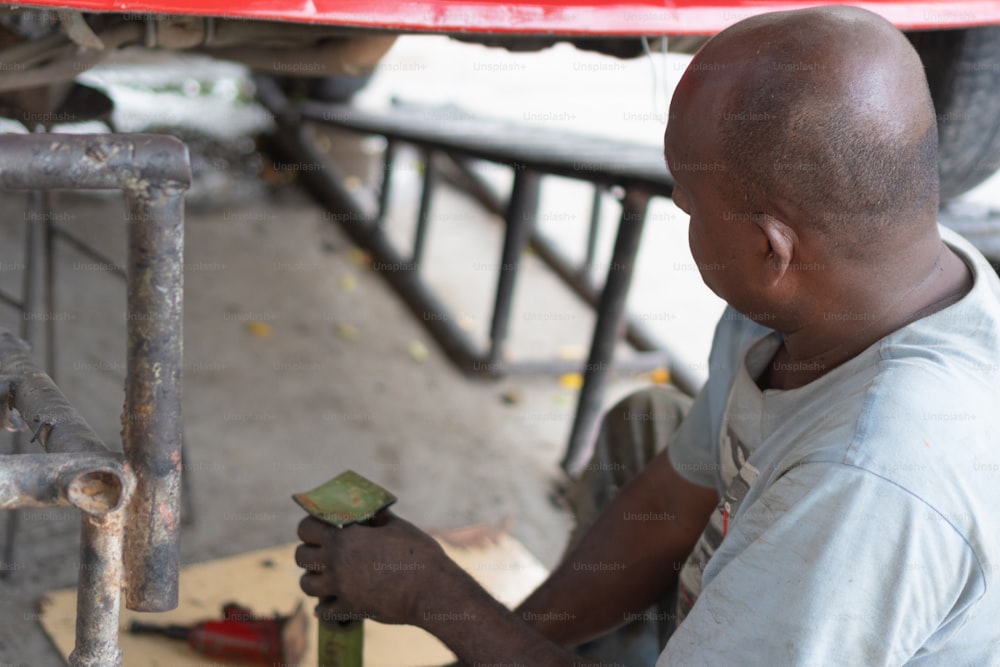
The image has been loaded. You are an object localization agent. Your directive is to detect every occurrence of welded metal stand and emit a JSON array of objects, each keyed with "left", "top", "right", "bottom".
[
  {"left": 0, "top": 133, "right": 189, "bottom": 665},
  {"left": 255, "top": 79, "right": 693, "bottom": 475}
]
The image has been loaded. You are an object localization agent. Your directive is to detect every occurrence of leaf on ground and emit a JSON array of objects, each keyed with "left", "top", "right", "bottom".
[
  {"left": 348, "top": 247, "right": 372, "bottom": 268},
  {"left": 335, "top": 323, "right": 360, "bottom": 340},
  {"left": 559, "top": 373, "right": 583, "bottom": 390},
  {"left": 500, "top": 390, "right": 522, "bottom": 406},
  {"left": 648, "top": 367, "right": 671, "bottom": 385},
  {"left": 551, "top": 393, "right": 570, "bottom": 406},
  {"left": 245, "top": 321, "right": 272, "bottom": 338},
  {"left": 408, "top": 340, "right": 429, "bottom": 362}
]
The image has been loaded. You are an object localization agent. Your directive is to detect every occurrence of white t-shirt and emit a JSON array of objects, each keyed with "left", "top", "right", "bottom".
[{"left": 659, "top": 227, "right": 1000, "bottom": 666}]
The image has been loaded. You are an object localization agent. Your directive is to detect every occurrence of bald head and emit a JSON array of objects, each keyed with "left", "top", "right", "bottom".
[{"left": 670, "top": 6, "right": 938, "bottom": 256}]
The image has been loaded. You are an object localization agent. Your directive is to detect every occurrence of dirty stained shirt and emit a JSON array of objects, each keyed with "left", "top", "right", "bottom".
[{"left": 659, "top": 227, "right": 1000, "bottom": 666}]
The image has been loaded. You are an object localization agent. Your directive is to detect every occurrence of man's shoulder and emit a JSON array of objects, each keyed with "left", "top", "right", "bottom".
[
  {"left": 810, "top": 346, "right": 1000, "bottom": 573},
  {"left": 908, "top": 226, "right": 1000, "bottom": 351},
  {"left": 866, "top": 228, "right": 1000, "bottom": 419}
]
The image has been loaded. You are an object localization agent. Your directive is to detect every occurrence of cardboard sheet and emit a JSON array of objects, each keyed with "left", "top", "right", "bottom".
[{"left": 40, "top": 529, "right": 549, "bottom": 666}]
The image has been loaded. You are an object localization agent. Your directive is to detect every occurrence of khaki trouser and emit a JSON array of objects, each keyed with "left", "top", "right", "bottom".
[{"left": 566, "top": 386, "right": 692, "bottom": 666}]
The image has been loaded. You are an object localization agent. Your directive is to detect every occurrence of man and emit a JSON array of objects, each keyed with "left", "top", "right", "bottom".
[{"left": 296, "top": 6, "right": 1000, "bottom": 664}]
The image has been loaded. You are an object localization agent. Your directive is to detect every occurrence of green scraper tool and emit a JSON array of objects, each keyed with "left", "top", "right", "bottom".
[{"left": 293, "top": 470, "right": 398, "bottom": 667}]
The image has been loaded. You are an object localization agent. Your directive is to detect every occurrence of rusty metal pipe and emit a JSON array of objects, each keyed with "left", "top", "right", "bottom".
[
  {"left": 70, "top": 508, "right": 127, "bottom": 667},
  {"left": 0, "top": 134, "right": 189, "bottom": 192},
  {"left": 121, "top": 173, "right": 185, "bottom": 613},
  {"left": 0, "top": 133, "right": 189, "bottom": 612},
  {"left": 0, "top": 453, "right": 128, "bottom": 514},
  {"left": 0, "top": 331, "right": 107, "bottom": 454}
]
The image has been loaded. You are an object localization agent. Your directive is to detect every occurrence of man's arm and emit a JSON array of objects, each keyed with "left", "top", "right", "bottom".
[
  {"left": 515, "top": 448, "right": 718, "bottom": 647},
  {"left": 296, "top": 447, "right": 716, "bottom": 665},
  {"left": 417, "top": 562, "right": 581, "bottom": 666}
]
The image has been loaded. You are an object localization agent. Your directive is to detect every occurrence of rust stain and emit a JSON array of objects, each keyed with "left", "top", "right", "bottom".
[{"left": 157, "top": 502, "right": 177, "bottom": 534}]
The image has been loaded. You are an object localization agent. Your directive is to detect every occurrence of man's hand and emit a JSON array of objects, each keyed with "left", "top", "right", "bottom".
[
  {"left": 295, "top": 511, "right": 450, "bottom": 626},
  {"left": 296, "top": 511, "right": 581, "bottom": 666}
]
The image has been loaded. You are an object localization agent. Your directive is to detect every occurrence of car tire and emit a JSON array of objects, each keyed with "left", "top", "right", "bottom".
[{"left": 909, "top": 26, "right": 1000, "bottom": 202}]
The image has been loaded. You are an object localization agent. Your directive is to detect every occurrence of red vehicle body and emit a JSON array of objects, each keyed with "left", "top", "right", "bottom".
[{"left": 5, "top": 0, "right": 1000, "bottom": 33}]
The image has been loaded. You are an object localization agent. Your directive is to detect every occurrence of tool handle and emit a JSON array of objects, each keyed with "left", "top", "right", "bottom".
[
  {"left": 318, "top": 619, "right": 363, "bottom": 667},
  {"left": 294, "top": 471, "right": 398, "bottom": 667},
  {"left": 129, "top": 620, "right": 190, "bottom": 641}
]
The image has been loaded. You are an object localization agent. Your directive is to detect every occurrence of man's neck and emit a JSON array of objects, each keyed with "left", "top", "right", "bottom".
[{"left": 759, "top": 239, "right": 973, "bottom": 391}]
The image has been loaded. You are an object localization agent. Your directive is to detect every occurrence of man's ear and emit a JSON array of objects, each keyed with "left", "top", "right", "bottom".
[{"left": 754, "top": 213, "right": 796, "bottom": 287}]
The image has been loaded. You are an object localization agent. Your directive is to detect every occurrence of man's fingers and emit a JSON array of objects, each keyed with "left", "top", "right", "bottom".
[
  {"left": 300, "top": 570, "right": 332, "bottom": 598},
  {"left": 295, "top": 543, "right": 325, "bottom": 572},
  {"left": 315, "top": 599, "right": 343, "bottom": 623},
  {"left": 315, "top": 599, "right": 373, "bottom": 625},
  {"left": 297, "top": 515, "right": 330, "bottom": 544}
]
